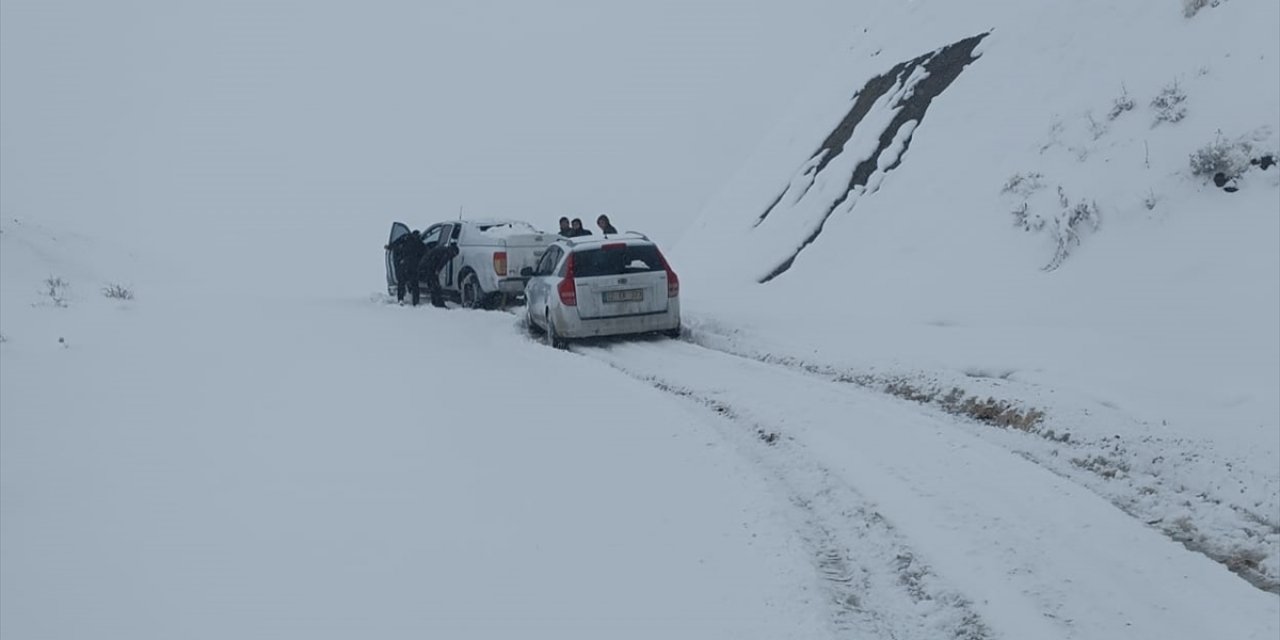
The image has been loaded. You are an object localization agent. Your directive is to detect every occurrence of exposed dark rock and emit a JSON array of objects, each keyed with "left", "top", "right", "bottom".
[{"left": 759, "top": 32, "right": 990, "bottom": 283}]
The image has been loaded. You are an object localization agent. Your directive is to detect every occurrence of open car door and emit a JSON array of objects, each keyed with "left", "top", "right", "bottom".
[
  {"left": 386, "top": 222, "right": 410, "bottom": 295},
  {"left": 437, "top": 223, "right": 458, "bottom": 289}
]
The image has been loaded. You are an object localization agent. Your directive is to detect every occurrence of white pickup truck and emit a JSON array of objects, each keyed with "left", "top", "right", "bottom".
[{"left": 385, "top": 219, "right": 557, "bottom": 308}]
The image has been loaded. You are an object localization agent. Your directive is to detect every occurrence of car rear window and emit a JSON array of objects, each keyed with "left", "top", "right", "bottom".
[{"left": 571, "top": 244, "right": 664, "bottom": 278}]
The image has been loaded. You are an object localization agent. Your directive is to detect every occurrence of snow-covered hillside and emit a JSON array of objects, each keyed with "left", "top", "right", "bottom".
[
  {"left": 3, "top": 0, "right": 1278, "bottom": 638},
  {"left": 674, "top": 0, "right": 1280, "bottom": 593}
]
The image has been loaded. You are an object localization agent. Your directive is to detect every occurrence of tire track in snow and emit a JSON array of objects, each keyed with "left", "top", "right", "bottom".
[
  {"left": 677, "top": 323, "right": 1280, "bottom": 594},
  {"left": 573, "top": 340, "right": 994, "bottom": 640},
  {"left": 566, "top": 336, "right": 1279, "bottom": 640}
]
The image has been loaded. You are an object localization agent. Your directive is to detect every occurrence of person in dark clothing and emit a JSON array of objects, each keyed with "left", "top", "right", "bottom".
[
  {"left": 385, "top": 230, "right": 427, "bottom": 305},
  {"left": 569, "top": 218, "right": 592, "bottom": 237},
  {"left": 558, "top": 217, "right": 573, "bottom": 237},
  {"left": 596, "top": 214, "right": 618, "bottom": 235},
  {"left": 420, "top": 244, "right": 461, "bottom": 308}
]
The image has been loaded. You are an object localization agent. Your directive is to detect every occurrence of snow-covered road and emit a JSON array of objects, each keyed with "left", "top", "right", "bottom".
[
  {"left": 574, "top": 337, "right": 1280, "bottom": 639},
  {"left": 2, "top": 219, "right": 1276, "bottom": 639}
]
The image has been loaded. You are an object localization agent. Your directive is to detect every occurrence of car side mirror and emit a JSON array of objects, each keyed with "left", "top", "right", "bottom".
[{"left": 520, "top": 267, "right": 534, "bottom": 277}]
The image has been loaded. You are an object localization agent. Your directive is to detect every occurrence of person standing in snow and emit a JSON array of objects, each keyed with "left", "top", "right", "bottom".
[
  {"left": 420, "top": 244, "right": 461, "bottom": 308},
  {"left": 596, "top": 214, "right": 618, "bottom": 235},
  {"left": 569, "top": 218, "right": 592, "bottom": 237},
  {"left": 385, "top": 230, "right": 427, "bottom": 305},
  {"left": 557, "top": 217, "right": 573, "bottom": 237}
]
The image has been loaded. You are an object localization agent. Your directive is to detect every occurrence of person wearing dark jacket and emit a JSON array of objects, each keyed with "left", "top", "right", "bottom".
[
  {"left": 385, "top": 230, "right": 427, "bottom": 305},
  {"left": 596, "top": 214, "right": 618, "bottom": 235},
  {"left": 420, "top": 244, "right": 461, "bottom": 308},
  {"left": 569, "top": 218, "right": 592, "bottom": 237},
  {"left": 558, "top": 217, "right": 572, "bottom": 237}
]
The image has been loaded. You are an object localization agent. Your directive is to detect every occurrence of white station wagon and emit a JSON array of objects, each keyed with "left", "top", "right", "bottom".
[{"left": 522, "top": 232, "right": 681, "bottom": 347}]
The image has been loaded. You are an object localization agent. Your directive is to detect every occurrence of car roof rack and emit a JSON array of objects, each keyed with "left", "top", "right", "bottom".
[
  {"left": 563, "top": 230, "right": 649, "bottom": 244},
  {"left": 591, "top": 231, "right": 650, "bottom": 241}
]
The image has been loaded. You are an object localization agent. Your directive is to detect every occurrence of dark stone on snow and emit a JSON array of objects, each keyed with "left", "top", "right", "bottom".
[{"left": 1214, "top": 172, "right": 1229, "bottom": 187}]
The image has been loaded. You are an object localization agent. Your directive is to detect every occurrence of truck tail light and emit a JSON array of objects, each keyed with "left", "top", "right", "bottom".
[
  {"left": 493, "top": 251, "right": 507, "bottom": 276},
  {"left": 558, "top": 253, "right": 577, "bottom": 306}
]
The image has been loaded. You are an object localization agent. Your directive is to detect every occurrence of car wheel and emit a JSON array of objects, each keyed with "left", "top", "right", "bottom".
[
  {"left": 546, "top": 311, "right": 567, "bottom": 349},
  {"left": 526, "top": 308, "right": 544, "bottom": 335},
  {"left": 460, "top": 272, "right": 485, "bottom": 309},
  {"left": 663, "top": 324, "right": 682, "bottom": 339}
]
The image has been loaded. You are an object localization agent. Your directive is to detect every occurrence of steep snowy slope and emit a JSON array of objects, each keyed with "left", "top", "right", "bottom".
[{"left": 673, "top": 0, "right": 1279, "bottom": 591}]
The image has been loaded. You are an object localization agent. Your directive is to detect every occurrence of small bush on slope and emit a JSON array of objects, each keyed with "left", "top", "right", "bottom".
[
  {"left": 1107, "top": 86, "right": 1135, "bottom": 121},
  {"left": 1005, "top": 176, "right": 1101, "bottom": 271},
  {"left": 1151, "top": 80, "right": 1188, "bottom": 125},
  {"left": 102, "top": 283, "right": 135, "bottom": 300},
  {"left": 43, "top": 276, "right": 70, "bottom": 308},
  {"left": 1183, "top": 0, "right": 1226, "bottom": 19},
  {"left": 1189, "top": 132, "right": 1256, "bottom": 181}
]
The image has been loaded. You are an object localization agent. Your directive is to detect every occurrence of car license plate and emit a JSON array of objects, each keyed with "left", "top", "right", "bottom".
[{"left": 603, "top": 289, "right": 644, "bottom": 303}]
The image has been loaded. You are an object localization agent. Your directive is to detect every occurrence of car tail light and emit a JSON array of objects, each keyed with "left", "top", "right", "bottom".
[
  {"left": 493, "top": 251, "right": 507, "bottom": 276},
  {"left": 656, "top": 248, "right": 679, "bottom": 298},
  {"left": 558, "top": 253, "right": 577, "bottom": 306},
  {"left": 601, "top": 243, "right": 626, "bottom": 251}
]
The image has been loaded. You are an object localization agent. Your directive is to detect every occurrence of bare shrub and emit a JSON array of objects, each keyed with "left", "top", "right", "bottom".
[
  {"left": 1151, "top": 81, "right": 1187, "bottom": 125},
  {"left": 884, "top": 380, "right": 937, "bottom": 404},
  {"left": 102, "top": 283, "right": 135, "bottom": 300},
  {"left": 1107, "top": 86, "right": 1135, "bottom": 120},
  {"left": 1183, "top": 0, "right": 1225, "bottom": 18},
  {"left": 1009, "top": 183, "right": 1101, "bottom": 271},
  {"left": 43, "top": 277, "right": 69, "bottom": 307},
  {"left": 1189, "top": 133, "right": 1254, "bottom": 180},
  {"left": 881, "top": 380, "right": 1048, "bottom": 435},
  {"left": 1001, "top": 172, "right": 1045, "bottom": 197},
  {"left": 943, "top": 392, "right": 1046, "bottom": 431}
]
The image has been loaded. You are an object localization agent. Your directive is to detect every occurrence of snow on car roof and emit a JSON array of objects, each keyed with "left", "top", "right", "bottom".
[{"left": 469, "top": 220, "right": 544, "bottom": 237}]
